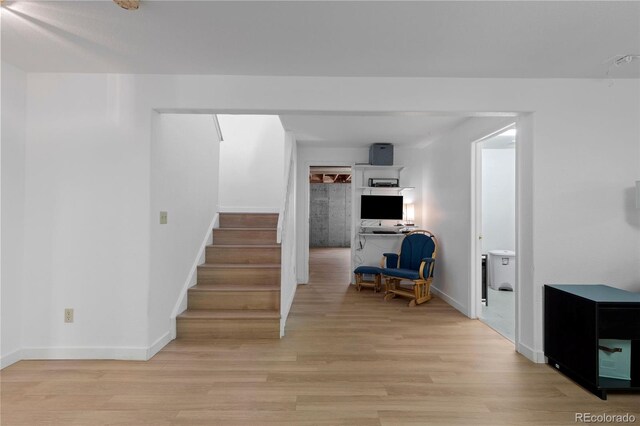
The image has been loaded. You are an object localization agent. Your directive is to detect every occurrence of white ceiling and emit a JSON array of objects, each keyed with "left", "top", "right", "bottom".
[
  {"left": 2, "top": 1, "right": 639, "bottom": 78},
  {"left": 280, "top": 114, "right": 469, "bottom": 147}
]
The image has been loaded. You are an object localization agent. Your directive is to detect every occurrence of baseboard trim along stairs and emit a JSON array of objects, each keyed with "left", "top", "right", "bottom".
[{"left": 177, "top": 213, "right": 281, "bottom": 339}]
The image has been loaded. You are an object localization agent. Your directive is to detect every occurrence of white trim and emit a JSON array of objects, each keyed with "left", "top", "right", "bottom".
[
  {"left": 430, "top": 286, "right": 469, "bottom": 317},
  {"left": 20, "top": 346, "right": 148, "bottom": 361},
  {"left": 146, "top": 331, "right": 172, "bottom": 360},
  {"left": 517, "top": 341, "right": 546, "bottom": 363},
  {"left": 279, "top": 284, "right": 298, "bottom": 337},
  {"left": 0, "top": 349, "right": 23, "bottom": 369},
  {"left": 170, "top": 213, "right": 219, "bottom": 338},
  {"left": 2, "top": 333, "right": 178, "bottom": 367},
  {"left": 212, "top": 115, "right": 224, "bottom": 142},
  {"left": 469, "top": 139, "right": 482, "bottom": 320},
  {"left": 469, "top": 121, "right": 516, "bottom": 322},
  {"left": 218, "top": 206, "right": 279, "bottom": 213},
  {"left": 300, "top": 160, "right": 354, "bottom": 284},
  {"left": 3, "top": 333, "right": 175, "bottom": 367}
]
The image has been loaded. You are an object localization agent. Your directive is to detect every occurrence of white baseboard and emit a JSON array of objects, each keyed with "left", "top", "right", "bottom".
[
  {"left": 2, "top": 334, "right": 175, "bottom": 368},
  {"left": 146, "top": 331, "right": 173, "bottom": 360},
  {"left": 20, "top": 346, "right": 148, "bottom": 361},
  {"left": 1, "top": 349, "right": 23, "bottom": 369},
  {"left": 280, "top": 284, "right": 298, "bottom": 337},
  {"left": 218, "top": 206, "right": 279, "bottom": 213},
  {"left": 430, "top": 286, "right": 469, "bottom": 317},
  {"left": 517, "top": 341, "right": 546, "bottom": 363}
]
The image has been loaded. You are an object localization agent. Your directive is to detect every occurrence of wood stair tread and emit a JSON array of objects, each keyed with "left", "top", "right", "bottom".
[
  {"left": 190, "top": 284, "right": 280, "bottom": 292},
  {"left": 178, "top": 310, "right": 280, "bottom": 320},
  {"left": 199, "top": 263, "right": 280, "bottom": 269}
]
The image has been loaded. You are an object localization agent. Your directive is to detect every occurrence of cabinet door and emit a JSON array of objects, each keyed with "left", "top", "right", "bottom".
[{"left": 545, "top": 287, "right": 597, "bottom": 383}]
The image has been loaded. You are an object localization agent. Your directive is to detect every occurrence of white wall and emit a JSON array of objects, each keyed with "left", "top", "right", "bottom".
[
  {"left": 217, "top": 115, "right": 284, "bottom": 212},
  {"left": 4, "top": 72, "right": 638, "bottom": 364},
  {"left": 422, "top": 118, "right": 513, "bottom": 315},
  {"left": 20, "top": 74, "right": 150, "bottom": 359},
  {"left": 395, "top": 147, "right": 424, "bottom": 226},
  {"left": 1, "top": 63, "right": 27, "bottom": 367},
  {"left": 148, "top": 113, "right": 220, "bottom": 349},
  {"left": 481, "top": 148, "right": 516, "bottom": 253}
]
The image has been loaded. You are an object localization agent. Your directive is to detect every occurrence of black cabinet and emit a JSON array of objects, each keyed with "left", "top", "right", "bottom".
[{"left": 544, "top": 284, "right": 640, "bottom": 399}]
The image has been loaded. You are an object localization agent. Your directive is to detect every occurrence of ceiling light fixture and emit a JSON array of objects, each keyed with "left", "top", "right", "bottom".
[
  {"left": 113, "top": 0, "right": 139, "bottom": 10},
  {"left": 614, "top": 55, "right": 640, "bottom": 67}
]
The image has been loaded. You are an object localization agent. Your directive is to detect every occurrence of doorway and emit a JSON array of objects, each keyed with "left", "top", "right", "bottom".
[
  {"left": 472, "top": 125, "right": 517, "bottom": 342},
  {"left": 308, "top": 166, "right": 353, "bottom": 285},
  {"left": 309, "top": 166, "right": 352, "bottom": 248}
]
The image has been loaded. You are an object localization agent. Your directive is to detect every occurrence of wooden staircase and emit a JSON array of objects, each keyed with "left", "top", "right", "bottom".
[{"left": 177, "top": 213, "right": 281, "bottom": 339}]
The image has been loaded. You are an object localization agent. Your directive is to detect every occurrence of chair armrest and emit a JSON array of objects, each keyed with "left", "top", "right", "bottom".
[
  {"left": 419, "top": 258, "right": 435, "bottom": 279},
  {"left": 382, "top": 253, "right": 399, "bottom": 268}
]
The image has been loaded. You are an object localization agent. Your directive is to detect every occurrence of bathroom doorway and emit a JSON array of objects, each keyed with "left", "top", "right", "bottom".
[{"left": 472, "top": 125, "right": 517, "bottom": 342}]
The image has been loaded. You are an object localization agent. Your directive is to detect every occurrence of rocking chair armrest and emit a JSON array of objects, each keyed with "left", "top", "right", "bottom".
[
  {"left": 382, "top": 253, "right": 399, "bottom": 268},
  {"left": 419, "top": 257, "right": 435, "bottom": 280}
]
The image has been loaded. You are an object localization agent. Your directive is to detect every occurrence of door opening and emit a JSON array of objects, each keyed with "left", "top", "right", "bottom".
[
  {"left": 308, "top": 166, "right": 353, "bottom": 286},
  {"left": 472, "top": 124, "right": 517, "bottom": 343}
]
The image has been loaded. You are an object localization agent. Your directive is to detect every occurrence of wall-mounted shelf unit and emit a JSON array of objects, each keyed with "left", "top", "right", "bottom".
[
  {"left": 357, "top": 225, "right": 418, "bottom": 237},
  {"left": 351, "top": 163, "right": 414, "bottom": 280},
  {"left": 353, "top": 164, "right": 410, "bottom": 193},
  {"left": 357, "top": 186, "right": 414, "bottom": 192},
  {"left": 353, "top": 164, "right": 405, "bottom": 172}
]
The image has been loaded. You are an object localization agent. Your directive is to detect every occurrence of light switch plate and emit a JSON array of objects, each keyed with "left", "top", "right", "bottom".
[{"left": 160, "top": 211, "right": 168, "bottom": 225}]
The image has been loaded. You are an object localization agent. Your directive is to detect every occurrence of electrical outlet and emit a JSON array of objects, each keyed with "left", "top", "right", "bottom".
[
  {"left": 160, "top": 211, "right": 168, "bottom": 225},
  {"left": 64, "top": 308, "right": 74, "bottom": 323}
]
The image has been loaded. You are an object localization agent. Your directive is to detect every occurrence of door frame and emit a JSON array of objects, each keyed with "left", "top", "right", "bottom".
[
  {"left": 301, "top": 161, "right": 354, "bottom": 284},
  {"left": 470, "top": 122, "right": 518, "bottom": 342}
]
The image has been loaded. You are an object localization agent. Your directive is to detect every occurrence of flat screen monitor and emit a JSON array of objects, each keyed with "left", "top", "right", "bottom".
[{"left": 360, "top": 195, "right": 403, "bottom": 220}]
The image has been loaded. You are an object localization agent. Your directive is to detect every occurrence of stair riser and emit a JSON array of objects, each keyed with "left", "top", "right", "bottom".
[
  {"left": 188, "top": 290, "right": 280, "bottom": 310},
  {"left": 177, "top": 318, "right": 280, "bottom": 339},
  {"left": 197, "top": 268, "right": 280, "bottom": 285},
  {"left": 206, "top": 246, "right": 281, "bottom": 264},
  {"left": 213, "top": 229, "right": 277, "bottom": 245},
  {"left": 219, "top": 214, "right": 278, "bottom": 229}
]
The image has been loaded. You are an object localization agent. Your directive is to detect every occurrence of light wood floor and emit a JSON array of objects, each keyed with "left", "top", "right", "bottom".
[{"left": 2, "top": 248, "right": 638, "bottom": 425}]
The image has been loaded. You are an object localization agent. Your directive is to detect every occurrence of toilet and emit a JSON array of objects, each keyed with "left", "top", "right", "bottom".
[{"left": 488, "top": 250, "right": 516, "bottom": 291}]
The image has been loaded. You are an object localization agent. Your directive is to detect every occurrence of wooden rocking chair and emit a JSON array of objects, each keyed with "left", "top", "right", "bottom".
[{"left": 380, "top": 230, "right": 438, "bottom": 307}]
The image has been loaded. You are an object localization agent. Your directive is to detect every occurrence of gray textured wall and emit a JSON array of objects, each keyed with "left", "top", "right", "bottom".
[{"left": 310, "top": 183, "right": 351, "bottom": 247}]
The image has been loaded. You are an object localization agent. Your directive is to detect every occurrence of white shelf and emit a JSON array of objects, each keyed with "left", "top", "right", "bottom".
[
  {"left": 357, "top": 186, "right": 414, "bottom": 191},
  {"left": 353, "top": 164, "right": 405, "bottom": 172},
  {"left": 358, "top": 233, "right": 406, "bottom": 237}
]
